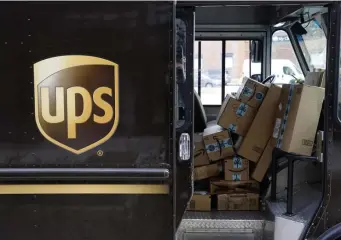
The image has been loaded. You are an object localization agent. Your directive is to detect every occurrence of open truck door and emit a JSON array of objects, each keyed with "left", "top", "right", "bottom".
[
  {"left": 308, "top": 2, "right": 341, "bottom": 239},
  {"left": 0, "top": 2, "right": 193, "bottom": 240}
]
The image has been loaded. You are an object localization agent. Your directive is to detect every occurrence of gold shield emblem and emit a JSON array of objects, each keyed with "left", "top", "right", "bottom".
[{"left": 34, "top": 55, "right": 119, "bottom": 154}]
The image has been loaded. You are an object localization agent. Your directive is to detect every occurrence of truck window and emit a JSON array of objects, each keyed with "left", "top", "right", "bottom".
[
  {"left": 271, "top": 30, "right": 304, "bottom": 84},
  {"left": 194, "top": 40, "right": 253, "bottom": 105},
  {"left": 194, "top": 40, "right": 222, "bottom": 105},
  {"left": 295, "top": 19, "right": 326, "bottom": 70}
]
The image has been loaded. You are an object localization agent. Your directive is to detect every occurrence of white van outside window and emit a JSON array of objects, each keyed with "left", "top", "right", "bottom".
[
  {"left": 243, "top": 59, "right": 304, "bottom": 84},
  {"left": 271, "top": 30, "right": 304, "bottom": 84}
]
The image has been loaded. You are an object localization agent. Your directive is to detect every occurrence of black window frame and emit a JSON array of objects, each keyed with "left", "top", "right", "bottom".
[{"left": 194, "top": 38, "right": 264, "bottom": 107}]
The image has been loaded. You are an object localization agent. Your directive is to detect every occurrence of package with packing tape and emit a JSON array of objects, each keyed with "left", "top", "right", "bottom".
[
  {"left": 235, "top": 77, "right": 269, "bottom": 109},
  {"left": 237, "top": 84, "right": 282, "bottom": 162},
  {"left": 217, "top": 95, "right": 256, "bottom": 136},
  {"left": 251, "top": 138, "right": 276, "bottom": 182},
  {"left": 194, "top": 133, "right": 210, "bottom": 167},
  {"left": 217, "top": 188, "right": 259, "bottom": 211},
  {"left": 272, "top": 84, "right": 324, "bottom": 156},
  {"left": 188, "top": 191, "right": 211, "bottom": 211},
  {"left": 194, "top": 162, "right": 222, "bottom": 181},
  {"left": 203, "top": 125, "right": 242, "bottom": 161},
  {"left": 224, "top": 156, "right": 249, "bottom": 181},
  {"left": 210, "top": 179, "right": 259, "bottom": 194}
]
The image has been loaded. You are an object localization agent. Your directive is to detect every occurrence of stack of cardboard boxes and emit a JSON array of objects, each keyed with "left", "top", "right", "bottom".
[{"left": 188, "top": 76, "right": 325, "bottom": 212}]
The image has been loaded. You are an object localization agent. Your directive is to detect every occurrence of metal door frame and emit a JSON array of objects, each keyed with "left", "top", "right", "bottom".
[
  {"left": 305, "top": 2, "right": 341, "bottom": 239},
  {"left": 174, "top": 6, "right": 195, "bottom": 231}
]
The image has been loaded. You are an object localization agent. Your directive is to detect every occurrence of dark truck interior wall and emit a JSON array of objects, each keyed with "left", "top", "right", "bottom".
[
  {"left": 195, "top": 6, "right": 276, "bottom": 25},
  {"left": 194, "top": 4, "right": 325, "bottom": 25}
]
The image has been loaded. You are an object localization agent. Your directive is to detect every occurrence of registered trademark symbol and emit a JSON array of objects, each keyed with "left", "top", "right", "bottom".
[{"left": 97, "top": 150, "right": 104, "bottom": 156}]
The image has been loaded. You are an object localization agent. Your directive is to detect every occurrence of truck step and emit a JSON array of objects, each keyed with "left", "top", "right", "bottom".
[{"left": 177, "top": 211, "right": 270, "bottom": 240}]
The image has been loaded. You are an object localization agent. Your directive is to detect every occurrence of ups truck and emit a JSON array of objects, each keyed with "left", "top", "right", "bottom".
[{"left": 0, "top": 1, "right": 340, "bottom": 240}]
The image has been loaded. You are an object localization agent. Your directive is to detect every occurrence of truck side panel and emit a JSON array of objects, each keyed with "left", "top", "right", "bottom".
[
  {"left": 0, "top": 2, "right": 174, "bottom": 240},
  {"left": 0, "top": 195, "right": 172, "bottom": 240},
  {"left": 0, "top": 2, "right": 172, "bottom": 168}
]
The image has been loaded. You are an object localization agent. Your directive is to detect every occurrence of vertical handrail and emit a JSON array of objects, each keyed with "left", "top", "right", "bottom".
[
  {"left": 271, "top": 149, "right": 278, "bottom": 201},
  {"left": 221, "top": 40, "right": 226, "bottom": 103},
  {"left": 286, "top": 157, "right": 294, "bottom": 215}
]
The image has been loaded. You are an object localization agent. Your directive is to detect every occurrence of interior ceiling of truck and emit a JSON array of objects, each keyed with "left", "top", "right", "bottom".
[{"left": 193, "top": 3, "right": 328, "bottom": 26}]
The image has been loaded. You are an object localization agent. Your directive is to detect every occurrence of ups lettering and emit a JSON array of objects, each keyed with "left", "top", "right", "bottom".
[{"left": 40, "top": 86, "right": 113, "bottom": 139}]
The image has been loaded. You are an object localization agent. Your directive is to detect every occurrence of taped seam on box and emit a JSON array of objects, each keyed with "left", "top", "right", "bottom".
[
  {"left": 242, "top": 85, "right": 265, "bottom": 103},
  {"left": 233, "top": 103, "right": 249, "bottom": 117},
  {"left": 276, "top": 84, "right": 295, "bottom": 148},
  {"left": 232, "top": 174, "right": 242, "bottom": 181},
  {"left": 233, "top": 155, "right": 244, "bottom": 168},
  {"left": 241, "top": 85, "right": 256, "bottom": 101},
  {"left": 205, "top": 137, "right": 232, "bottom": 154}
]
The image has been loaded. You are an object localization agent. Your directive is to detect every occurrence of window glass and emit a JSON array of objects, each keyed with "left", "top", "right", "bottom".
[
  {"left": 194, "top": 41, "right": 200, "bottom": 90},
  {"left": 197, "top": 41, "right": 222, "bottom": 105},
  {"left": 225, "top": 40, "right": 250, "bottom": 97},
  {"left": 296, "top": 19, "right": 326, "bottom": 70},
  {"left": 194, "top": 40, "right": 251, "bottom": 105},
  {"left": 271, "top": 30, "right": 304, "bottom": 84}
]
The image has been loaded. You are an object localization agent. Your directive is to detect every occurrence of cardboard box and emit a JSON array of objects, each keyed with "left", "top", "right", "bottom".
[
  {"left": 203, "top": 125, "right": 242, "bottom": 161},
  {"left": 216, "top": 95, "right": 257, "bottom": 136},
  {"left": 320, "top": 72, "right": 325, "bottom": 88},
  {"left": 210, "top": 179, "right": 259, "bottom": 194},
  {"left": 304, "top": 71, "right": 325, "bottom": 87},
  {"left": 188, "top": 192, "right": 211, "bottom": 211},
  {"left": 249, "top": 161, "right": 256, "bottom": 175},
  {"left": 217, "top": 191, "right": 259, "bottom": 211},
  {"left": 238, "top": 84, "right": 282, "bottom": 162},
  {"left": 272, "top": 84, "right": 325, "bottom": 156},
  {"left": 194, "top": 163, "right": 221, "bottom": 181},
  {"left": 235, "top": 77, "right": 269, "bottom": 109},
  {"left": 194, "top": 133, "right": 210, "bottom": 167},
  {"left": 251, "top": 138, "right": 276, "bottom": 182},
  {"left": 224, "top": 156, "right": 249, "bottom": 181}
]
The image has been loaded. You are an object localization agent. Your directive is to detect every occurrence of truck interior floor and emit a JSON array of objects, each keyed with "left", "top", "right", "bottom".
[{"left": 178, "top": 182, "right": 322, "bottom": 240}]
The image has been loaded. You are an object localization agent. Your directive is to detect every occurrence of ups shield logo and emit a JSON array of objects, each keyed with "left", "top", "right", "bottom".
[{"left": 34, "top": 55, "right": 119, "bottom": 154}]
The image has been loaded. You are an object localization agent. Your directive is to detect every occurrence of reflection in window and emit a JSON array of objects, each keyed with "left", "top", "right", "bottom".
[
  {"left": 296, "top": 19, "right": 326, "bottom": 70},
  {"left": 271, "top": 30, "right": 304, "bottom": 84},
  {"left": 176, "top": 19, "right": 186, "bottom": 128}
]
